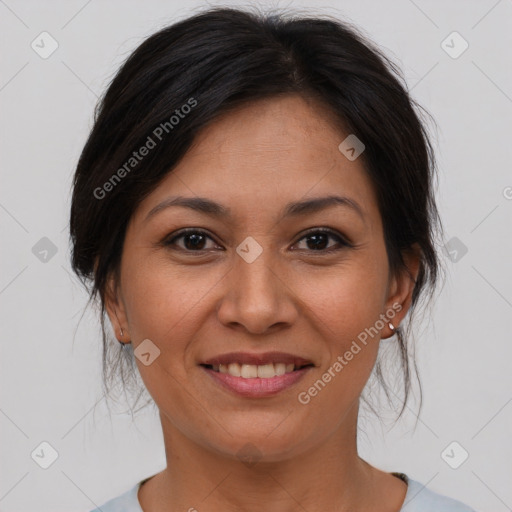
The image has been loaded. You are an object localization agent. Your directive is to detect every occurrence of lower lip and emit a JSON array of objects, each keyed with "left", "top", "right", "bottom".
[{"left": 201, "top": 366, "right": 311, "bottom": 397}]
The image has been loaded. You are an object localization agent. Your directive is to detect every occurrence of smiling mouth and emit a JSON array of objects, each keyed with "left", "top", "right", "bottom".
[{"left": 200, "top": 362, "right": 314, "bottom": 379}]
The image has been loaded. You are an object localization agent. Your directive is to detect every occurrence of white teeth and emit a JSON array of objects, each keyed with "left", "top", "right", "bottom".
[
  {"left": 227, "top": 363, "right": 241, "bottom": 377},
  {"left": 240, "top": 364, "right": 258, "bottom": 378},
  {"left": 275, "top": 363, "right": 286, "bottom": 376},
  {"left": 257, "top": 364, "right": 275, "bottom": 378},
  {"left": 215, "top": 362, "right": 300, "bottom": 378}
]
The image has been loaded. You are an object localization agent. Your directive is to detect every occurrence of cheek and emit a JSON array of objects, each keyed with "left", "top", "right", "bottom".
[
  {"left": 304, "top": 254, "right": 389, "bottom": 342},
  {"left": 122, "top": 270, "right": 175, "bottom": 340},
  {"left": 295, "top": 264, "right": 388, "bottom": 416},
  {"left": 120, "top": 255, "right": 222, "bottom": 355},
  {"left": 119, "top": 260, "right": 210, "bottom": 406},
  {"left": 297, "top": 250, "right": 390, "bottom": 407}
]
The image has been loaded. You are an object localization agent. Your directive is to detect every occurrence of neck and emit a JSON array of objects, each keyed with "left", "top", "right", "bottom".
[{"left": 139, "top": 402, "right": 388, "bottom": 512}]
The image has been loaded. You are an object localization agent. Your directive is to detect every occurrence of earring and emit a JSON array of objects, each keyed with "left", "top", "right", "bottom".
[
  {"left": 118, "top": 328, "right": 131, "bottom": 346},
  {"left": 388, "top": 322, "right": 395, "bottom": 331},
  {"left": 118, "top": 328, "right": 126, "bottom": 346}
]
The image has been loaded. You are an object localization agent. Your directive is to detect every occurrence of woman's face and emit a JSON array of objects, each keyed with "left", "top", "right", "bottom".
[{"left": 106, "top": 94, "right": 417, "bottom": 461}]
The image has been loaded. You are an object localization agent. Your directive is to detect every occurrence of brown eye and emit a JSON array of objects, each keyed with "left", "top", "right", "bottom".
[
  {"left": 293, "top": 229, "right": 351, "bottom": 252},
  {"left": 164, "top": 229, "right": 219, "bottom": 251},
  {"left": 163, "top": 227, "right": 351, "bottom": 254}
]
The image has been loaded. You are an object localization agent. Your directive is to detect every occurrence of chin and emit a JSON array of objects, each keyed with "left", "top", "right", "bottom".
[{"left": 207, "top": 427, "right": 311, "bottom": 464}]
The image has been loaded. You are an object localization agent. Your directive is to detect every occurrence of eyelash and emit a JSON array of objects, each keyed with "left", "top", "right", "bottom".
[{"left": 163, "top": 227, "right": 352, "bottom": 254}]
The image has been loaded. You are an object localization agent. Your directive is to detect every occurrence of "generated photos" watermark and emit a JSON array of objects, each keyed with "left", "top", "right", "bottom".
[{"left": 298, "top": 302, "right": 402, "bottom": 404}]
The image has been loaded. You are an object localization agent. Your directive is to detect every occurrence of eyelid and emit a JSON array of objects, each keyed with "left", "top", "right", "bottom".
[
  {"left": 294, "top": 227, "right": 353, "bottom": 248},
  {"left": 163, "top": 227, "right": 353, "bottom": 252},
  {"left": 165, "top": 228, "right": 221, "bottom": 249}
]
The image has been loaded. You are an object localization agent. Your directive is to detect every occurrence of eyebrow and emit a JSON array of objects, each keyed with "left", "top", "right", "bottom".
[{"left": 144, "top": 194, "right": 365, "bottom": 223}]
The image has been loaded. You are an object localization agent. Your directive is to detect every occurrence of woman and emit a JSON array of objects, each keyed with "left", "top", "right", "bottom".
[{"left": 69, "top": 6, "right": 477, "bottom": 511}]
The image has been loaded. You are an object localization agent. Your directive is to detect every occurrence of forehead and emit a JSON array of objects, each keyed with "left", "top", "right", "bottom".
[
  {"left": 186, "top": 94, "right": 348, "bottom": 168},
  {"left": 132, "top": 94, "right": 380, "bottom": 227}
]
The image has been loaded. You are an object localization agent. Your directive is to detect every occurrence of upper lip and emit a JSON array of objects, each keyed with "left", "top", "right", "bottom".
[{"left": 201, "top": 351, "right": 314, "bottom": 367}]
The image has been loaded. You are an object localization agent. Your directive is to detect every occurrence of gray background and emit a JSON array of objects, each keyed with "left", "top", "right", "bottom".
[{"left": 1, "top": 0, "right": 511, "bottom": 510}]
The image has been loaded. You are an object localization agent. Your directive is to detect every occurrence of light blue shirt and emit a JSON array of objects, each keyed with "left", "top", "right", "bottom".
[{"left": 89, "top": 472, "right": 477, "bottom": 511}]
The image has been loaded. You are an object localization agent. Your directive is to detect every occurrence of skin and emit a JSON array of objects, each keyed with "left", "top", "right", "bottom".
[{"left": 104, "top": 94, "right": 420, "bottom": 512}]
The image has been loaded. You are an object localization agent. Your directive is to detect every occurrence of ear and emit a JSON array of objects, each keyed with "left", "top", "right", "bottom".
[
  {"left": 382, "top": 243, "right": 421, "bottom": 339},
  {"left": 103, "top": 269, "right": 130, "bottom": 343}
]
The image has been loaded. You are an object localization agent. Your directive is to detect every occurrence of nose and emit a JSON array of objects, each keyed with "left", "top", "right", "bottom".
[{"left": 216, "top": 244, "right": 299, "bottom": 335}]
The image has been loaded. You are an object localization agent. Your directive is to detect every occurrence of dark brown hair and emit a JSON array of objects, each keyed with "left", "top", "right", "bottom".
[{"left": 69, "top": 6, "right": 443, "bottom": 424}]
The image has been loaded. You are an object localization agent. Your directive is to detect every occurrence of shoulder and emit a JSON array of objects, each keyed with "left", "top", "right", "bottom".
[
  {"left": 401, "top": 477, "right": 478, "bottom": 512},
  {"left": 88, "top": 481, "right": 142, "bottom": 512},
  {"left": 86, "top": 474, "right": 478, "bottom": 512}
]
